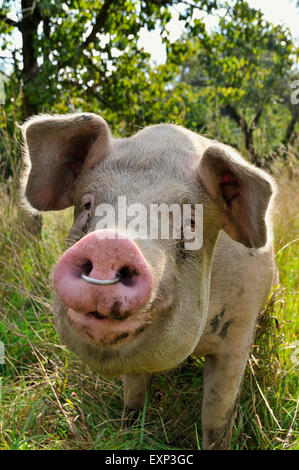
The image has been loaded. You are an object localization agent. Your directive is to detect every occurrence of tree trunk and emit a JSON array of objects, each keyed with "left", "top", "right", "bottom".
[
  {"left": 223, "top": 105, "right": 262, "bottom": 165},
  {"left": 283, "top": 113, "right": 298, "bottom": 146},
  {"left": 19, "top": 0, "right": 43, "bottom": 234},
  {"left": 21, "top": 0, "right": 40, "bottom": 117},
  {"left": 242, "top": 123, "right": 261, "bottom": 166}
]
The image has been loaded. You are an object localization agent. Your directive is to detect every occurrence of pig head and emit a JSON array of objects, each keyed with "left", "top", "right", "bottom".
[{"left": 21, "top": 113, "right": 275, "bottom": 449}]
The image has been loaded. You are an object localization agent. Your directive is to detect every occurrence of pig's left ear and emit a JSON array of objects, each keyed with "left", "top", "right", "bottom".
[{"left": 198, "top": 144, "right": 275, "bottom": 248}]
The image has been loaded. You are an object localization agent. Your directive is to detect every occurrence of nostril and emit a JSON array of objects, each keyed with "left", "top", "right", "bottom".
[
  {"left": 72, "top": 259, "right": 93, "bottom": 279},
  {"left": 82, "top": 260, "right": 93, "bottom": 275},
  {"left": 117, "top": 266, "right": 139, "bottom": 287}
]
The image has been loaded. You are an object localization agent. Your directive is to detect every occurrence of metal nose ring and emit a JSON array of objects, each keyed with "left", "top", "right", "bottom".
[{"left": 81, "top": 273, "right": 121, "bottom": 286}]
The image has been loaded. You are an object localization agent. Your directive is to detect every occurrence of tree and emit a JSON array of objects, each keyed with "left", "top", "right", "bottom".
[
  {"left": 0, "top": 0, "right": 218, "bottom": 125},
  {"left": 176, "top": 0, "right": 297, "bottom": 164},
  {"left": 0, "top": 0, "right": 218, "bottom": 233}
]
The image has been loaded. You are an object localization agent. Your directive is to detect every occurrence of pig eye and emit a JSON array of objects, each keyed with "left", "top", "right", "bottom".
[
  {"left": 182, "top": 207, "right": 196, "bottom": 234},
  {"left": 179, "top": 208, "right": 196, "bottom": 252},
  {"left": 183, "top": 218, "right": 195, "bottom": 231},
  {"left": 81, "top": 194, "right": 94, "bottom": 211}
]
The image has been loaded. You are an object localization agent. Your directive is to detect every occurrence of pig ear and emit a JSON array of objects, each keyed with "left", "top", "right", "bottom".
[
  {"left": 198, "top": 144, "right": 275, "bottom": 248},
  {"left": 21, "top": 113, "right": 111, "bottom": 211}
]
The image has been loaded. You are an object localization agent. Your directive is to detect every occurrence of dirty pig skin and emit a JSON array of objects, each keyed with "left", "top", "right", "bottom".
[{"left": 21, "top": 113, "right": 276, "bottom": 450}]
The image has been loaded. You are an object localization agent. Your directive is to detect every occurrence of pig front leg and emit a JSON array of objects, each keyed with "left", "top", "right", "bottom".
[
  {"left": 121, "top": 373, "right": 151, "bottom": 424},
  {"left": 202, "top": 346, "right": 251, "bottom": 450}
]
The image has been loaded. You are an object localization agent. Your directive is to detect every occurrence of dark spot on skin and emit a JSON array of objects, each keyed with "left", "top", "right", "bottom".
[
  {"left": 85, "top": 331, "right": 94, "bottom": 340},
  {"left": 219, "top": 307, "right": 225, "bottom": 318},
  {"left": 238, "top": 286, "right": 244, "bottom": 296},
  {"left": 110, "top": 301, "right": 122, "bottom": 320},
  {"left": 133, "top": 325, "right": 146, "bottom": 337},
  {"left": 205, "top": 398, "right": 217, "bottom": 407},
  {"left": 219, "top": 320, "right": 232, "bottom": 339},
  {"left": 248, "top": 248, "right": 255, "bottom": 257},
  {"left": 210, "top": 315, "right": 220, "bottom": 333},
  {"left": 75, "top": 114, "right": 92, "bottom": 122},
  {"left": 110, "top": 332, "right": 129, "bottom": 344},
  {"left": 210, "top": 308, "right": 225, "bottom": 333},
  {"left": 110, "top": 301, "right": 132, "bottom": 322}
]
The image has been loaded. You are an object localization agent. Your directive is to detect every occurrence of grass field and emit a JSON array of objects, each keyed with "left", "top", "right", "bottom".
[{"left": 0, "top": 165, "right": 298, "bottom": 450}]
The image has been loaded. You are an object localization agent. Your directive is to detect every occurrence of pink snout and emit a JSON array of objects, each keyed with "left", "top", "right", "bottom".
[{"left": 54, "top": 230, "right": 153, "bottom": 344}]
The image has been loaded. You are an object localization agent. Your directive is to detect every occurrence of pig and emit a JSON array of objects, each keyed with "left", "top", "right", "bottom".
[{"left": 20, "top": 112, "right": 276, "bottom": 450}]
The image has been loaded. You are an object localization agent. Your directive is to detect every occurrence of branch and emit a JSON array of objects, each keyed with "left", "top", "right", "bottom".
[
  {"left": 249, "top": 108, "right": 263, "bottom": 130},
  {"left": 61, "top": 79, "right": 112, "bottom": 109},
  {"left": 283, "top": 112, "right": 298, "bottom": 145},
  {"left": 178, "top": 0, "right": 215, "bottom": 10},
  {"left": 0, "top": 12, "right": 20, "bottom": 28},
  {"left": 55, "top": 0, "right": 115, "bottom": 71},
  {"left": 81, "top": 0, "right": 115, "bottom": 49},
  {"left": 189, "top": 77, "right": 209, "bottom": 87},
  {"left": 223, "top": 104, "right": 242, "bottom": 126}
]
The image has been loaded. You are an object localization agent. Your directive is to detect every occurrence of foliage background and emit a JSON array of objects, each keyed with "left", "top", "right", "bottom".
[{"left": 0, "top": 0, "right": 298, "bottom": 450}]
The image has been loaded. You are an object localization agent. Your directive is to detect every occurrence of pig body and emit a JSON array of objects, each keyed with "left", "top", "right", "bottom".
[{"left": 21, "top": 114, "right": 276, "bottom": 449}]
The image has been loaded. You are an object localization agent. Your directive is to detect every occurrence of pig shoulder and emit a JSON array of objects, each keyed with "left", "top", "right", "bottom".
[{"left": 195, "top": 230, "right": 275, "bottom": 356}]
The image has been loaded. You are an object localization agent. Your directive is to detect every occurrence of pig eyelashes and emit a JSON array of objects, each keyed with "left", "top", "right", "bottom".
[
  {"left": 182, "top": 207, "right": 196, "bottom": 233},
  {"left": 183, "top": 218, "right": 195, "bottom": 230}
]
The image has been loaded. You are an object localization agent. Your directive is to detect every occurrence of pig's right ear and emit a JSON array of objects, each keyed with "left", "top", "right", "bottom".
[
  {"left": 198, "top": 143, "right": 275, "bottom": 249},
  {"left": 21, "top": 113, "right": 111, "bottom": 211}
]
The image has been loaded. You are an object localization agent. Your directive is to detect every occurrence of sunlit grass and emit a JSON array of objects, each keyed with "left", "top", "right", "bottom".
[{"left": 0, "top": 167, "right": 298, "bottom": 450}]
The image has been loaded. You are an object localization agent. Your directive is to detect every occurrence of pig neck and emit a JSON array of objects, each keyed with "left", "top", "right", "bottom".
[{"left": 121, "top": 235, "right": 219, "bottom": 375}]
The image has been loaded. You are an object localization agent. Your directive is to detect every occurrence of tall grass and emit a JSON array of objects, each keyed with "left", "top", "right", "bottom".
[{"left": 0, "top": 157, "right": 298, "bottom": 450}]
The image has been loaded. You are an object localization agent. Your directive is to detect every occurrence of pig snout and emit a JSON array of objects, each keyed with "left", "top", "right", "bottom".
[{"left": 53, "top": 231, "right": 153, "bottom": 346}]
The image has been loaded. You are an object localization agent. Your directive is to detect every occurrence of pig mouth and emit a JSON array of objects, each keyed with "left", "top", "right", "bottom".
[{"left": 66, "top": 308, "right": 147, "bottom": 349}]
